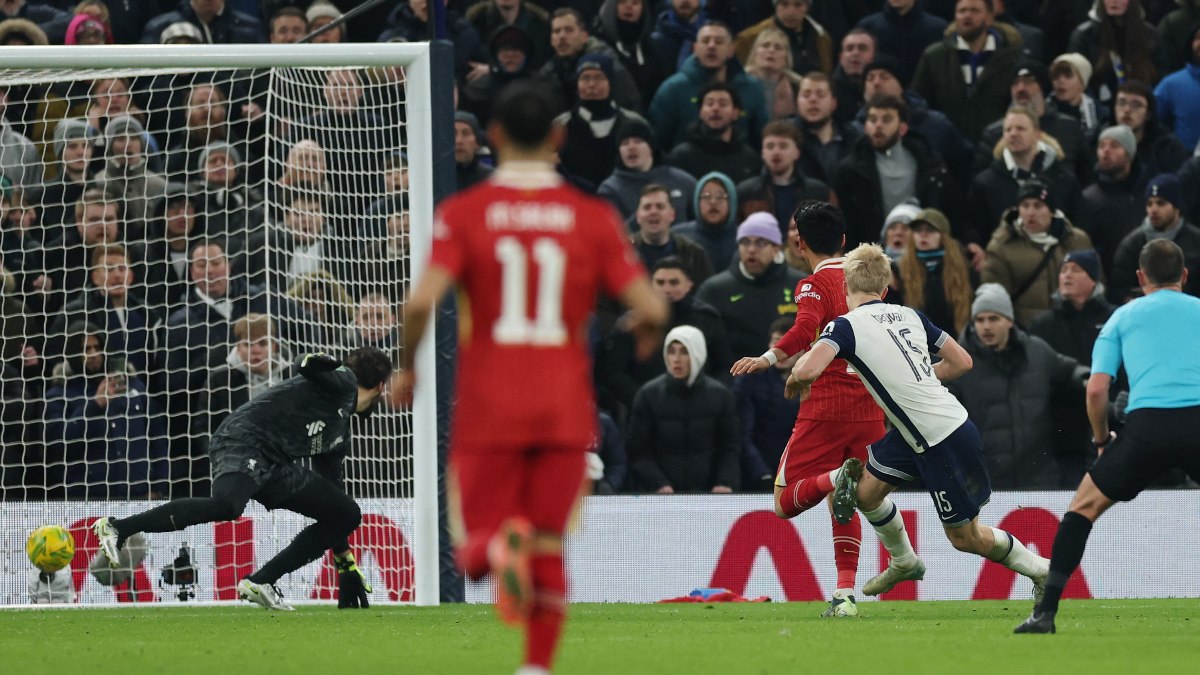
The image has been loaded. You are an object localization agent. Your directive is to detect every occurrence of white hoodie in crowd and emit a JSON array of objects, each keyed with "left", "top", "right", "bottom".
[{"left": 662, "top": 325, "right": 708, "bottom": 387}]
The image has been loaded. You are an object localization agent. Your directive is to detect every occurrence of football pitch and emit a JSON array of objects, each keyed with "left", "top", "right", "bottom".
[{"left": 3, "top": 600, "right": 1197, "bottom": 674}]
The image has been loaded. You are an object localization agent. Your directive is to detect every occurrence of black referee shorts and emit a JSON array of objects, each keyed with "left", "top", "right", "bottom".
[
  {"left": 209, "top": 442, "right": 317, "bottom": 509},
  {"left": 1089, "top": 406, "right": 1200, "bottom": 501}
]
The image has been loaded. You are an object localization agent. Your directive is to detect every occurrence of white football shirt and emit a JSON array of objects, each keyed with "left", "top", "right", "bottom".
[{"left": 816, "top": 301, "right": 968, "bottom": 451}]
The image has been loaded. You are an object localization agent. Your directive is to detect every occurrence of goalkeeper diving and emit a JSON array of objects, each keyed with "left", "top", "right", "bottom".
[{"left": 92, "top": 348, "right": 392, "bottom": 610}]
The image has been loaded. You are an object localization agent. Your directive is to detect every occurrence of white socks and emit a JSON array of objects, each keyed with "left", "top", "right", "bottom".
[
  {"left": 988, "top": 526, "right": 1050, "bottom": 579},
  {"left": 862, "top": 497, "right": 918, "bottom": 569}
]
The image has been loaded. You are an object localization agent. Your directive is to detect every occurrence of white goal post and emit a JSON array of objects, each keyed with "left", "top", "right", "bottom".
[{"left": 0, "top": 43, "right": 439, "bottom": 607}]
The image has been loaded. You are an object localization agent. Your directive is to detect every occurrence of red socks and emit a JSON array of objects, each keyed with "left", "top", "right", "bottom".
[
  {"left": 832, "top": 513, "right": 862, "bottom": 590},
  {"left": 524, "top": 553, "right": 566, "bottom": 670},
  {"left": 457, "top": 536, "right": 490, "bottom": 581},
  {"left": 777, "top": 472, "right": 836, "bottom": 518}
]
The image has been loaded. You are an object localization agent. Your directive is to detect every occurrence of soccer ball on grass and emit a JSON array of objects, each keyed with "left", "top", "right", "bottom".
[{"left": 27, "top": 525, "right": 76, "bottom": 573}]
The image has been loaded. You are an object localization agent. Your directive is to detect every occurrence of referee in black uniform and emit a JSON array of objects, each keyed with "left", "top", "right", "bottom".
[
  {"left": 93, "top": 348, "right": 393, "bottom": 610},
  {"left": 1016, "top": 239, "right": 1200, "bottom": 633}
]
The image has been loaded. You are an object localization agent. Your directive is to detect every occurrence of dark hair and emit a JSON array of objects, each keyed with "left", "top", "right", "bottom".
[
  {"left": 762, "top": 119, "right": 802, "bottom": 146},
  {"left": 843, "top": 27, "right": 876, "bottom": 46},
  {"left": 698, "top": 20, "right": 733, "bottom": 40},
  {"left": 1117, "top": 79, "right": 1156, "bottom": 117},
  {"left": 652, "top": 255, "right": 692, "bottom": 279},
  {"left": 957, "top": 0, "right": 993, "bottom": 12},
  {"left": 640, "top": 182, "right": 671, "bottom": 199},
  {"left": 271, "top": 7, "right": 307, "bottom": 31},
  {"left": 1097, "top": 5, "right": 1157, "bottom": 87},
  {"left": 1139, "top": 239, "right": 1186, "bottom": 286},
  {"left": 698, "top": 81, "right": 741, "bottom": 110},
  {"left": 793, "top": 199, "right": 844, "bottom": 255},
  {"left": 865, "top": 94, "right": 908, "bottom": 123},
  {"left": 344, "top": 347, "right": 393, "bottom": 389},
  {"left": 492, "top": 80, "right": 564, "bottom": 150},
  {"left": 551, "top": 7, "right": 585, "bottom": 27}
]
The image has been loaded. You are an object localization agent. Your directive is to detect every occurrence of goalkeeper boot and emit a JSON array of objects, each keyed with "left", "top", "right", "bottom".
[
  {"left": 862, "top": 559, "right": 926, "bottom": 596},
  {"left": 488, "top": 517, "right": 534, "bottom": 626},
  {"left": 237, "top": 578, "right": 295, "bottom": 611},
  {"left": 1014, "top": 609, "right": 1056, "bottom": 634},
  {"left": 821, "top": 588, "right": 859, "bottom": 618},
  {"left": 831, "top": 458, "right": 863, "bottom": 525},
  {"left": 91, "top": 517, "right": 122, "bottom": 569}
]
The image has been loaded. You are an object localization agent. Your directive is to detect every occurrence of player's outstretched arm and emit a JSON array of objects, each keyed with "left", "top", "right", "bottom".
[
  {"left": 931, "top": 335, "right": 973, "bottom": 382},
  {"left": 730, "top": 348, "right": 788, "bottom": 376},
  {"left": 617, "top": 276, "right": 669, "bottom": 362},
  {"left": 785, "top": 342, "right": 837, "bottom": 399}
]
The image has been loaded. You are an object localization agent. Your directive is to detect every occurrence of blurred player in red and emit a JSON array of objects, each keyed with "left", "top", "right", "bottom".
[
  {"left": 730, "top": 200, "right": 885, "bottom": 617},
  {"left": 401, "top": 81, "right": 667, "bottom": 675}
]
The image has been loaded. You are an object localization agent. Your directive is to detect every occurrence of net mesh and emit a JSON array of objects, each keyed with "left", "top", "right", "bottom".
[{"left": 0, "top": 61, "right": 415, "bottom": 604}]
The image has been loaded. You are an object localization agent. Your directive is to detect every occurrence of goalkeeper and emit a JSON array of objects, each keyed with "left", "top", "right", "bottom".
[{"left": 93, "top": 348, "right": 392, "bottom": 610}]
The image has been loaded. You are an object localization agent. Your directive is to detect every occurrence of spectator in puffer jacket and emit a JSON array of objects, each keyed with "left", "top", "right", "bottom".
[
  {"left": 627, "top": 325, "right": 741, "bottom": 493},
  {"left": 946, "top": 283, "right": 1087, "bottom": 489}
]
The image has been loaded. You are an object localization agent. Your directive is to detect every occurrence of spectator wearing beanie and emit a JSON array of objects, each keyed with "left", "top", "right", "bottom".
[
  {"left": 466, "top": 0, "right": 552, "bottom": 72},
  {"left": 855, "top": 0, "right": 948, "bottom": 84},
  {"left": 894, "top": 207, "right": 978, "bottom": 338},
  {"left": 983, "top": 178, "right": 1094, "bottom": 327},
  {"left": 453, "top": 112, "right": 493, "bottom": 191},
  {"left": 1077, "top": 123, "right": 1153, "bottom": 280},
  {"left": 695, "top": 212, "right": 805, "bottom": 368},
  {"left": 555, "top": 53, "right": 649, "bottom": 188},
  {"left": 94, "top": 114, "right": 168, "bottom": 241},
  {"left": 1047, "top": 53, "right": 1109, "bottom": 136},
  {"left": 306, "top": 1, "right": 344, "bottom": 43},
  {"left": 1029, "top": 248, "right": 1115, "bottom": 379},
  {"left": 33, "top": 118, "right": 95, "bottom": 229},
  {"left": 461, "top": 24, "right": 537, "bottom": 126},
  {"left": 0, "top": 6, "right": 68, "bottom": 45},
  {"left": 536, "top": 9, "right": 642, "bottom": 113},
  {"left": 1111, "top": 173, "right": 1200, "bottom": 300},
  {"left": 947, "top": 282, "right": 1085, "bottom": 489},
  {"left": 597, "top": 118, "right": 696, "bottom": 226}
]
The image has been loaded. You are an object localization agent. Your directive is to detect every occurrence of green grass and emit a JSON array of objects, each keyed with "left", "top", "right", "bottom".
[{"left": 3, "top": 600, "right": 1198, "bottom": 674}]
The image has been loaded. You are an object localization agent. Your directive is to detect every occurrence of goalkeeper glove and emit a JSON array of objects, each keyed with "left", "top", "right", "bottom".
[
  {"left": 335, "top": 551, "right": 371, "bottom": 609},
  {"left": 302, "top": 353, "right": 342, "bottom": 372}
]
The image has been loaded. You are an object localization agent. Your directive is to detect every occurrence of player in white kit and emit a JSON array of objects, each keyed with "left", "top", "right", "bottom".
[{"left": 784, "top": 243, "right": 1050, "bottom": 600}]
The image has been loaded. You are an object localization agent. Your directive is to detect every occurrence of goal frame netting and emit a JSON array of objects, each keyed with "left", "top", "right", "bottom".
[{"left": 0, "top": 43, "right": 440, "bottom": 607}]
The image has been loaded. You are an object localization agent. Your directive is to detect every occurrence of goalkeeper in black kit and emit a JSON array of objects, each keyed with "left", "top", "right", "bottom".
[{"left": 93, "top": 348, "right": 393, "bottom": 610}]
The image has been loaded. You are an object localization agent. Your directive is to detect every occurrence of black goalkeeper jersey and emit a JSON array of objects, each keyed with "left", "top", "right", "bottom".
[{"left": 209, "top": 355, "right": 359, "bottom": 461}]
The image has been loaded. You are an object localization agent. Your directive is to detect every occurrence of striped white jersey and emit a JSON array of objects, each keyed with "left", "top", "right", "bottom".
[{"left": 816, "top": 301, "right": 968, "bottom": 452}]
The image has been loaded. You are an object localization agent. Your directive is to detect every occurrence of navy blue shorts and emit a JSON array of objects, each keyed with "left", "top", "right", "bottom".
[{"left": 865, "top": 420, "right": 992, "bottom": 527}]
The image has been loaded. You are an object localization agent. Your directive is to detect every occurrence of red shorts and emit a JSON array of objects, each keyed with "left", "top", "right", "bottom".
[
  {"left": 449, "top": 440, "right": 588, "bottom": 545},
  {"left": 774, "top": 418, "right": 886, "bottom": 488}
]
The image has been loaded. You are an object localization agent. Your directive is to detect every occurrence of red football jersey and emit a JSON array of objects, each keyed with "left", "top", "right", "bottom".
[
  {"left": 429, "top": 164, "right": 644, "bottom": 447},
  {"left": 772, "top": 257, "right": 882, "bottom": 422}
]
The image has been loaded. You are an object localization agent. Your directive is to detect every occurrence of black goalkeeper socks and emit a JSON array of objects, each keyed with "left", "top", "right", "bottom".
[
  {"left": 1040, "top": 510, "right": 1094, "bottom": 614},
  {"left": 113, "top": 498, "right": 240, "bottom": 542}
]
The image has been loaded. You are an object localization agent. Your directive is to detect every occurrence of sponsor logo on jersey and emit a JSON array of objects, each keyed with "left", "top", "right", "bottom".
[
  {"left": 246, "top": 459, "right": 257, "bottom": 471},
  {"left": 801, "top": 284, "right": 812, "bottom": 292},
  {"left": 306, "top": 421, "right": 326, "bottom": 436}
]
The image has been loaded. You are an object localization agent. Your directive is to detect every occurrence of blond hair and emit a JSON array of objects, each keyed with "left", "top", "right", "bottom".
[
  {"left": 233, "top": 313, "right": 274, "bottom": 342},
  {"left": 844, "top": 243, "right": 892, "bottom": 295}
]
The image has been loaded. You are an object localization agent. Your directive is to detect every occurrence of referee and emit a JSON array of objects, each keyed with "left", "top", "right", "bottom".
[
  {"left": 1016, "top": 239, "right": 1200, "bottom": 633},
  {"left": 92, "top": 348, "right": 393, "bottom": 610}
]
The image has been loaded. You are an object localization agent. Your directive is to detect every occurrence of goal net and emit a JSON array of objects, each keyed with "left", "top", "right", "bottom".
[{"left": 0, "top": 44, "right": 438, "bottom": 606}]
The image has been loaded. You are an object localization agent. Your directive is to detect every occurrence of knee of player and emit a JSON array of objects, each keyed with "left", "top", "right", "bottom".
[
  {"left": 944, "top": 525, "right": 984, "bottom": 554},
  {"left": 341, "top": 500, "right": 363, "bottom": 532},
  {"left": 213, "top": 499, "right": 246, "bottom": 522}
]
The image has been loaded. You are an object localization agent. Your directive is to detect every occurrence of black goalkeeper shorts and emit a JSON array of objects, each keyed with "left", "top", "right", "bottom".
[{"left": 209, "top": 442, "right": 318, "bottom": 509}]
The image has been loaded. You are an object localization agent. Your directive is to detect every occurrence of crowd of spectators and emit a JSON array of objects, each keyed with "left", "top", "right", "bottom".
[{"left": 2, "top": 0, "right": 1200, "bottom": 501}]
